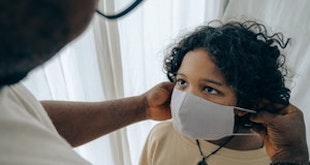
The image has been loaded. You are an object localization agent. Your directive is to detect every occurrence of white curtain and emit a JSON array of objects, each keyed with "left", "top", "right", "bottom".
[{"left": 22, "top": 0, "right": 310, "bottom": 164}]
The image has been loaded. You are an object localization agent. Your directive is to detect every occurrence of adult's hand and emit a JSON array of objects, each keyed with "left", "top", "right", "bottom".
[
  {"left": 143, "top": 82, "right": 174, "bottom": 121},
  {"left": 250, "top": 103, "right": 309, "bottom": 164}
]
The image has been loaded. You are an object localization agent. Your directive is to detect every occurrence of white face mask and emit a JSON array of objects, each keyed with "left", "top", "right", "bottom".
[{"left": 171, "top": 89, "right": 256, "bottom": 140}]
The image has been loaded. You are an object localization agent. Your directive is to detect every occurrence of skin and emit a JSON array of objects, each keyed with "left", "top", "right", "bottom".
[
  {"left": 42, "top": 81, "right": 174, "bottom": 147},
  {"left": 174, "top": 48, "right": 263, "bottom": 150},
  {"left": 251, "top": 103, "right": 309, "bottom": 164}
]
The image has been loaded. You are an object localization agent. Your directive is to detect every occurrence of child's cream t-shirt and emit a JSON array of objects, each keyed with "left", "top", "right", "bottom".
[{"left": 140, "top": 121, "right": 270, "bottom": 165}]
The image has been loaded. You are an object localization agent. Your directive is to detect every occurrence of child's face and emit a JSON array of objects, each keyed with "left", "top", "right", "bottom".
[{"left": 175, "top": 48, "right": 237, "bottom": 106}]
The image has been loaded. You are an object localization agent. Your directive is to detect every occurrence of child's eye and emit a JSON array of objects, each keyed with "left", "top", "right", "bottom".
[
  {"left": 176, "top": 79, "right": 187, "bottom": 87},
  {"left": 203, "top": 86, "right": 219, "bottom": 95}
]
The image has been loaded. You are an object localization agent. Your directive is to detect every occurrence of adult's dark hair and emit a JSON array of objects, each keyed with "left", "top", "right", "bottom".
[
  {"left": 0, "top": 0, "right": 97, "bottom": 87},
  {"left": 164, "top": 20, "right": 291, "bottom": 110}
]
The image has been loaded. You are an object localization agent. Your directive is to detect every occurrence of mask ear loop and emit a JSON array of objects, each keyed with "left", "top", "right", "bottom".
[
  {"left": 234, "top": 107, "right": 256, "bottom": 128},
  {"left": 196, "top": 136, "right": 234, "bottom": 165},
  {"left": 234, "top": 115, "right": 241, "bottom": 132}
]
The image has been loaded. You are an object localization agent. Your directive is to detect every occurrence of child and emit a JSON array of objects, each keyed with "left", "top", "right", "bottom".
[{"left": 139, "top": 20, "right": 291, "bottom": 165}]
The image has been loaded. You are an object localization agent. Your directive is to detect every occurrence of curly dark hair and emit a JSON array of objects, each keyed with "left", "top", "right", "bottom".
[{"left": 164, "top": 20, "right": 291, "bottom": 110}]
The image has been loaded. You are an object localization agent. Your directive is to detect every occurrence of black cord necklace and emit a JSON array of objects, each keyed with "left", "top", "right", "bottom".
[{"left": 196, "top": 136, "right": 234, "bottom": 165}]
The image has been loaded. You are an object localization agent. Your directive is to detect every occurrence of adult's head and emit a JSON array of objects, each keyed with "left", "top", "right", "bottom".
[
  {"left": 0, "top": 0, "right": 97, "bottom": 86},
  {"left": 164, "top": 20, "right": 291, "bottom": 110}
]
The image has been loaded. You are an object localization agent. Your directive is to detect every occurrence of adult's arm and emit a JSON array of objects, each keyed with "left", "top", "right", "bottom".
[
  {"left": 42, "top": 82, "right": 174, "bottom": 147},
  {"left": 251, "top": 103, "right": 309, "bottom": 164}
]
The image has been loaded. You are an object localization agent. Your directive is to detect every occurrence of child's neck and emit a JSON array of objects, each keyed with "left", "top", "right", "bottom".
[
  {"left": 209, "top": 135, "right": 263, "bottom": 150},
  {"left": 230, "top": 135, "right": 263, "bottom": 150}
]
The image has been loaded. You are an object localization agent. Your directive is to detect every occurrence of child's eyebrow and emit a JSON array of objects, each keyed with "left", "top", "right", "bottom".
[
  {"left": 176, "top": 73, "right": 187, "bottom": 77},
  {"left": 177, "top": 73, "right": 223, "bottom": 86},
  {"left": 201, "top": 78, "right": 223, "bottom": 86}
]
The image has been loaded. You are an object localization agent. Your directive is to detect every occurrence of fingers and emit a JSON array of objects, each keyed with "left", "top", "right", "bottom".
[
  {"left": 251, "top": 123, "right": 266, "bottom": 134},
  {"left": 250, "top": 103, "right": 299, "bottom": 124},
  {"left": 145, "top": 82, "right": 174, "bottom": 121},
  {"left": 281, "top": 103, "right": 300, "bottom": 115},
  {"left": 153, "top": 82, "right": 174, "bottom": 104},
  {"left": 158, "top": 81, "right": 174, "bottom": 94},
  {"left": 249, "top": 102, "right": 309, "bottom": 163},
  {"left": 249, "top": 104, "right": 285, "bottom": 136},
  {"left": 250, "top": 110, "right": 277, "bottom": 124},
  {"left": 258, "top": 99, "right": 286, "bottom": 113},
  {"left": 249, "top": 110, "right": 273, "bottom": 138}
]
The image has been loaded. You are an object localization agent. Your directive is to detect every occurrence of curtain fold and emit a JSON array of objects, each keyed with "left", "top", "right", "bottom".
[{"left": 94, "top": 0, "right": 124, "bottom": 99}]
